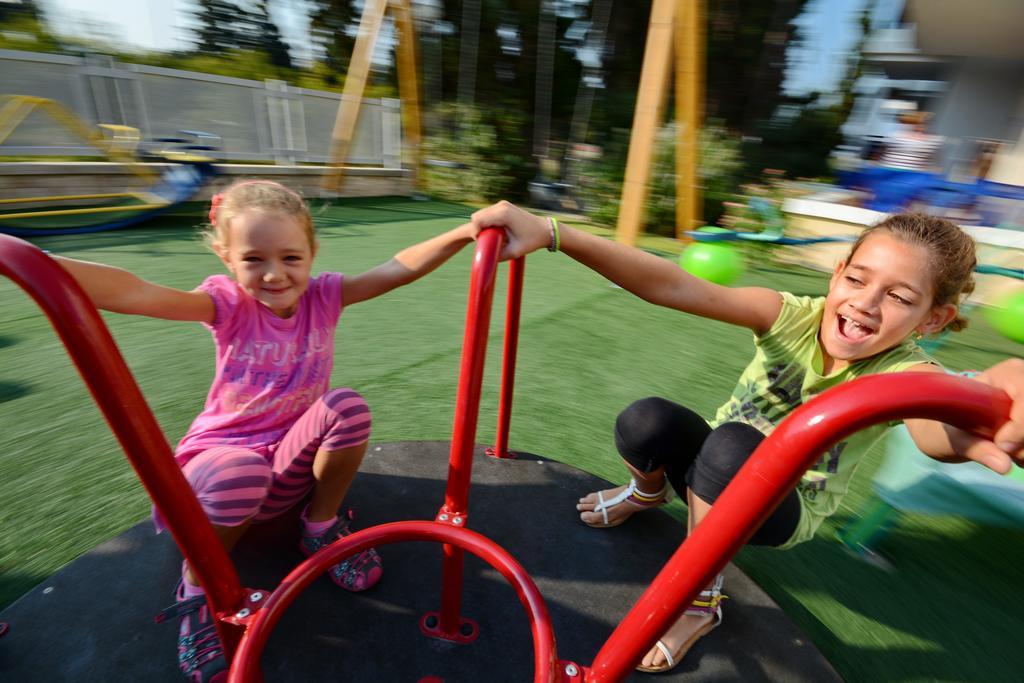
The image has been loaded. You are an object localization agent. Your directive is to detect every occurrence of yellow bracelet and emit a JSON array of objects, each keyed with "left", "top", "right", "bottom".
[{"left": 547, "top": 217, "right": 560, "bottom": 252}]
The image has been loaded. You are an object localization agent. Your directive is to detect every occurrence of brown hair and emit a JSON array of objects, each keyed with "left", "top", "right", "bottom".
[
  {"left": 205, "top": 179, "right": 315, "bottom": 249},
  {"left": 846, "top": 213, "right": 976, "bottom": 332}
]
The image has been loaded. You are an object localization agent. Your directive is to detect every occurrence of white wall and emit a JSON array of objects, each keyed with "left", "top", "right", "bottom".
[
  {"left": 933, "top": 60, "right": 1024, "bottom": 174},
  {"left": 987, "top": 88, "right": 1024, "bottom": 186}
]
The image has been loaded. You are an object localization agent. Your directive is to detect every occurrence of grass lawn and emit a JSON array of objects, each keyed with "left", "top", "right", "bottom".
[{"left": 1, "top": 197, "right": 1022, "bottom": 681}]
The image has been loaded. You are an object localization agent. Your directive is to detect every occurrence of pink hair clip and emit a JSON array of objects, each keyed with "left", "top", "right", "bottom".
[{"left": 208, "top": 192, "right": 224, "bottom": 225}]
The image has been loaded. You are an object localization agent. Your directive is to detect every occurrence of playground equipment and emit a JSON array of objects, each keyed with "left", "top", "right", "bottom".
[
  {"left": 0, "top": 227, "right": 1013, "bottom": 681},
  {"left": 616, "top": 0, "right": 705, "bottom": 244},
  {"left": 985, "top": 288, "right": 1024, "bottom": 344},
  {"left": 0, "top": 96, "right": 218, "bottom": 236},
  {"left": 686, "top": 227, "right": 853, "bottom": 247},
  {"left": 678, "top": 234, "right": 744, "bottom": 285},
  {"left": 322, "top": 0, "right": 421, "bottom": 194}
]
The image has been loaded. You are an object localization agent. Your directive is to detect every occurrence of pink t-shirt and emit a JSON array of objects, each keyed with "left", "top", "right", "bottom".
[{"left": 174, "top": 272, "right": 344, "bottom": 467}]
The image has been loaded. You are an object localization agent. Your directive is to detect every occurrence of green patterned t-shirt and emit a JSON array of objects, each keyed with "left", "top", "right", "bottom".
[{"left": 711, "top": 292, "right": 934, "bottom": 548}]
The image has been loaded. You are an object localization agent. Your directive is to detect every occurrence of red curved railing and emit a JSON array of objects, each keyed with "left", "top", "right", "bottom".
[
  {"left": 0, "top": 234, "right": 248, "bottom": 653},
  {"left": 226, "top": 521, "right": 558, "bottom": 682},
  {"left": 587, "top": 372, "right": 1012, "bottom": 681}
]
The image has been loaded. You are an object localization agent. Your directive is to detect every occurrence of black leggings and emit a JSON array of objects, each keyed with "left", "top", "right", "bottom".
[{"left": 614, "top": 397, "right": 801, "bottom": 547}]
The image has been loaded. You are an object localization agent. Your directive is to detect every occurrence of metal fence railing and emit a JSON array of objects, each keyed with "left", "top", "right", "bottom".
[{"left": 0, "top": 48, "right": 401, "bottom": 167}]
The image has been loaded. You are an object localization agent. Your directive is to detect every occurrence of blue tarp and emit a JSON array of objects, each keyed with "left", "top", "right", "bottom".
[{"left": 839, "top": 166, "right": 1024, "bottom": 218}]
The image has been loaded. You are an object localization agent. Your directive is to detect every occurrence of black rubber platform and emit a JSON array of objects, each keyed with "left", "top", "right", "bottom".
[{"left": 0, "top": 442, "right": 841, "bottom": 681}]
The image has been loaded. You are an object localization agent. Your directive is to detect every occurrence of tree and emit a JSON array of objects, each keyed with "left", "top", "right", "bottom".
[
  {"left": 0, "top": 0, "right": 60, "bottom": 51},
  {"left": 191, "top": 0, "right": 249, "bottom": 54},
  {"left": 189, "top": 0, "right": 293, "bottom": 70},
  {"left": 0, "top": 0, "right": 41, "bottom": 22},
  {"left": 702, "top": 0, "right": 812, "bottom": 133},
  {"left": 741, "top": 2, "right": 872, "bottom": 180},
  {"left": 307, "top": 0, "right": 358, "bottom": 84},
  {"left": 253, "top": 2, "right": 294, "bottom": 70}
]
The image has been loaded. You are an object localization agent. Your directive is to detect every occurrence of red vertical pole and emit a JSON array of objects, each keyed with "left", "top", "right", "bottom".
[
  {"left": 488, "top": 255, "right": 525, "bottom": 459},
  {"left": 0, "top": 235, "right": 247, "bottom": 657},
  {"left": 435, "top": 227, "right": 505, "bottom": 636},
  {"left": 585, "top": 374, "right": 1010, "bottom": 682}
]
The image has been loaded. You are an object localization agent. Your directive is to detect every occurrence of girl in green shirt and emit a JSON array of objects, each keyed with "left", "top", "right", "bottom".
[{"left": 469, "top": 203, "right": 1024, "bottom": 674}]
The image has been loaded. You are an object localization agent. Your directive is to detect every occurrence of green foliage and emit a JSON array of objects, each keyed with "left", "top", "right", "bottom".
[
  {"left": 703, "top": 0, "right": 810, "bottom": 132},
  {"left": 147, "top": 49, "right": 288, "bottom": 83},
  {"left": 574, "top": 127, "right": 629, "bottom": 227},
  {"left": 739, "top": 3, "right": 869, "bottom": 182},
  {"left": 649, "top": 122, "right": 744, "bottom": 234},
  {"left": 191, "top": 0, "right": 293, "bottom": 70},
  {"left": 307, "top": 0, "right": 358, "bottom": 86},
  {"left": 421, "top": 103, "right": 531, "bottom": 203},
  {"left": 0, "top": 9, "right": 385, "bottom": 99},
  {"left": 744, "top": 100, "right": 846, "bottom": 180},
  {"left": 0, "top": 15, "right": 60, "bottom": 53},
  {"left": 576, "top": 121, "right": 744, "bottom": 235}
]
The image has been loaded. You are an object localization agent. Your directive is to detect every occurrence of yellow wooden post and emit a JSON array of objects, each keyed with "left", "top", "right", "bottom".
[
  {"left": 323, "top": 0, "right": 389, "bottom": 193},
  {"left": 392, "top": 0, "right": 424, "bottom": 191},
  {"left": 676, "top": 0, "right": 704, "bottom": 238},
  {"left": 614, "top": 0, "right": 675, "bottom": 246}
]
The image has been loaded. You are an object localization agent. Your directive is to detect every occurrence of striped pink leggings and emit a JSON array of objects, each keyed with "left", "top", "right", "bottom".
[{"left": 182, "top": 388, "right": 371, "bottom": 527}]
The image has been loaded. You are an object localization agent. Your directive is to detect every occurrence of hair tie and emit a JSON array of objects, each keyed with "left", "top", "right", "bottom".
[{"left": 208, "top": 192, "right": 224, "bottom": 225}]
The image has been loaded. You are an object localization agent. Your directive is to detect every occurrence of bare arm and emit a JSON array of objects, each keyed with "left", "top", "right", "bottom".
[
  {"left": 905, "top": 359, "right": 1024, "bottom": 474},
  {"left": 470, "top": 201, "right": 782, "bottom": 334},
  {"left": 53, "top": 256, "right": 214, "bottom": 322},
  {"left": 342, "top": 223, "right": 475, "bottom": 307}
]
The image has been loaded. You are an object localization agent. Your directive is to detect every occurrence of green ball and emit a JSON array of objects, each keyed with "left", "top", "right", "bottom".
[
  {"left": 985, "top": 289, "right": 1024, "bottom": 345},
  {"left": 679, "top": 242, "right": 744, "bottom": 285}
]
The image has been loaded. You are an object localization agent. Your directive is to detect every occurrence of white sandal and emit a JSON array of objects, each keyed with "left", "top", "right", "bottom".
[
  {"left": 636, "top": 575, "right": 727, "bottom": 673},
  {"left": 583, "top": 477, "right": 672, "bottom": 528}
]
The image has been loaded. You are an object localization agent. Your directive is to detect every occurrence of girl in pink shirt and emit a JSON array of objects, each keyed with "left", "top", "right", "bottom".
[{"left": 55, "top": 180, "right": 477, "bottom": 682}]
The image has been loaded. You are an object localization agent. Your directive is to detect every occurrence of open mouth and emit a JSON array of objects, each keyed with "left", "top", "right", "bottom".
[{"left": 836, "top": 314, "right": 875, "bottom": 342}]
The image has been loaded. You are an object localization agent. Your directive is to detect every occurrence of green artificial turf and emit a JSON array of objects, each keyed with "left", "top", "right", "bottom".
[{"left": 1, "top": 197, "right": 1022, "bottom": 681}]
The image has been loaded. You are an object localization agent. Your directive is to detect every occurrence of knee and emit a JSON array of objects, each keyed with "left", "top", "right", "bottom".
[
  {"left": 321, "top": 388, "right": 372, "bottom": 425},
  {"left": 319, "top": 388, "right": 372, "bottom": 450},
  {"left": 614, "top": 397, "right": 683, "bottom": 452},
  {"left": 191, "top": 452, "right": 273, "bottom": 525},
  {"left": 203, "top": 452, "right": 272, "bottom": 494},
  {"left": 692, "top": 422, "right": 764, "bottom": 485}
]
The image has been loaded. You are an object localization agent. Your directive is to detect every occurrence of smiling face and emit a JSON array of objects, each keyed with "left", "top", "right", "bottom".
[
  {"left": 820, "top": 232, "right": 957, "bottom": 373},
  {"left": 216, "top": 209, "right": 316, "bottom": 318}
]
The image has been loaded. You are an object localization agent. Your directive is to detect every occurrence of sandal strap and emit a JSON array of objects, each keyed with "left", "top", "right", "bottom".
[
  {"left": 684, "top": 575, "right": 728, "bottom": 617},
  {"left": 627, "top": 478, "right": 671, "bottom": 506},
  {"left": 154, "top": 594, "right": 207, "bottom": 624},
  {"left": 653, "top": 640, "right": 676, "bottom": 669},
  {"left": 595, "top": 478, "right": 669, "bottom": 513}
]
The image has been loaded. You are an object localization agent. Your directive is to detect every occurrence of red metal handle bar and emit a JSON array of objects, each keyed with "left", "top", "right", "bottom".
[
  {"left": 436, "top": 227, "right": 505, "bottom": 635},
  {"left": 491, "top": 255, "right": 526, "bottom": 459},
  {"left": 443, "top": 227, "right": 506, "bottom": 514},
  {"left": 0, "top": 235, "right": 246, "bottom": 640},
  {"left": 227, "top": 520, "right": 559, "bottom": 683},
  {"left": 588, "top": 373, "right": 1012, "bottom": 681}
]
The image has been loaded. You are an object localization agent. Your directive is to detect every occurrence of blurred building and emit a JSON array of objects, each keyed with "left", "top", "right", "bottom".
[{"left": 844, "top": 0, "right": 1024, "bottom": 185}]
